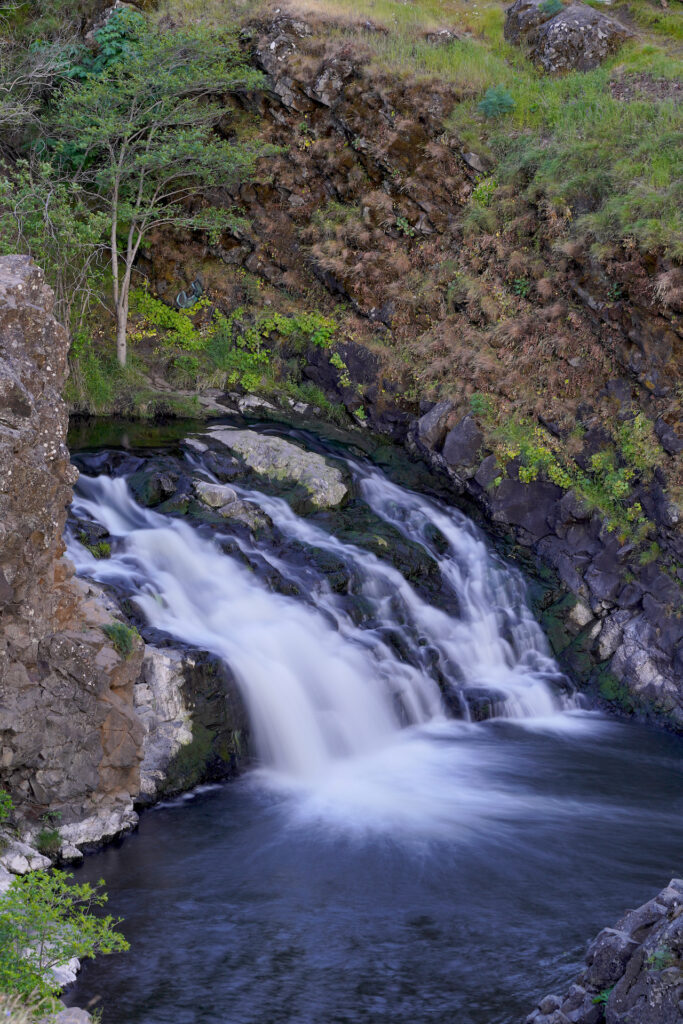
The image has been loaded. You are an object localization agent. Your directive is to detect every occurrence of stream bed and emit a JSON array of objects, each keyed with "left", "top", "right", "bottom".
[{"left": 63, "top": 418, "right": 683, "bottom": 1024}]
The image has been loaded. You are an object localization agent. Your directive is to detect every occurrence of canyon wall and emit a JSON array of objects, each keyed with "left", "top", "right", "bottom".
[
  {"left": 0, "top": 255, "right": 145, "bottom": 842},
  {"left": 141, "top": 14, "right": 681, "bottom": 730}
]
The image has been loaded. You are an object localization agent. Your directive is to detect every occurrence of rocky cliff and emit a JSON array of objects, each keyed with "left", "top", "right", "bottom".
[
  {"left": 0, "top": 255, "right": 145, "bottom": 844},
  {"left": 527, "top": 878, "right": 683, "bottom": 1024}
]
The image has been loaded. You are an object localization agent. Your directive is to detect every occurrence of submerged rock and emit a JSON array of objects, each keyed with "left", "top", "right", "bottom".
[{"left": 210, "top": 427, "right": 348, "bottom": 510}]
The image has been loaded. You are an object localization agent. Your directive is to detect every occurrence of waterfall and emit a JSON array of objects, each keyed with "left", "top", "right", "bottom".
[{"left": 67, "top": 433, "right": 578, "bottom": 831}]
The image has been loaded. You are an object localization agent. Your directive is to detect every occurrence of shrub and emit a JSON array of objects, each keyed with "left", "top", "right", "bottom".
[
  {"left": 0, "top": 791, "right": 13, "bottom": 825},
  {"left": 512, "top": 277, "right": 530, "bottom": 297},
  {"left": 478, "top": 86, "right": 515, "bottom": 119},
  {"left": 102, "top": 622, "right": 139, "bottom": 658},
  {"left": 471, "top": 177, "right": 497, "bottom": 207},
  {"left": 0, "top": 871, "right": 128, "bottom": 999},
  {"left": 35, "top": 829, "right": 61, "bottom": 859}
]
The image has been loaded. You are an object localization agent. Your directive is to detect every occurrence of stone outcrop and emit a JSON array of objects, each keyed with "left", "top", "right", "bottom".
[
  {"left": 135, "top": 645, "right": 248, "bottom": 803},
  {"left": 527, "top": 879, "right": 683, "bottom": 1024},
  {"left": 531, "top": 5, "right": 632, "bottom": 73},
  {"left": 505, "top": 1, "right": 631, "bottom": 72},
  {"left": 410, "top": 408, "right": 683, "bottom": 731},
  {"left": 0, "top": 256, "right": 145, "bottom": 843},
  {"left": 209, "top": 427, "right": 349, "bottom": 510}
]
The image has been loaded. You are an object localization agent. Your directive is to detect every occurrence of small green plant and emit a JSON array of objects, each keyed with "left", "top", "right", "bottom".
[
  {"left": 607, "top": 282, "right": 623, "bottom": 301},
  {"left": 395, "top": 216, "right": 416, "bottom": 237},
  {"left": 329, "top": 351, "right": 352, "bottom": 387},
  {"left": 0, "top": 870, "right": 128, "bottom": 999},
  {"left": 35, "top": 830, "right": 61, "bottom": 859},
  {"left": 471, "top": 177, "right": 497, "bottom": 207},
  {"left": 0, "top": 791, "right": 13, "bottom": 825},
  {"left": 79, "top": 533, "right": 111, "bottom": 559},
  {"left": 477, "top": 85, "right": 515, "bottom": 119},
  {"left": 539, "top": 0, "right": 564, "bottom": 16},
  {"left": 592, "top": 986, "right": 613, "bottom": 1005},
  {"left": 512, "top": 277, "right": 530, "bottom": 298},
  {"left": 470, "top": 392, "right": 494, "bottom": 417},
  {"left": 102, "top": 622, "right": 139, "bottom": 658},
  {"left": 647, "top": 945, "right": 674, "bottom": 971}
]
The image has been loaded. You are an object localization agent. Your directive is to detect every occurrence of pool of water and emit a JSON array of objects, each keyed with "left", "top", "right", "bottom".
[{"left": 66, "top": 715, "right": 683, "bottom": 1024}]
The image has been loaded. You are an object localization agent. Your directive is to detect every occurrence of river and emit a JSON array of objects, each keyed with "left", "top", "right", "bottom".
[{"left": 63, "top": 420, "right": 683, "bottom": 1024}]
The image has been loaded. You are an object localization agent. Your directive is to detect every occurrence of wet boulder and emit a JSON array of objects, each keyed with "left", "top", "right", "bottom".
[
  {"left": 530, "top": 5, "right": 631, "bottom": 73},
  {"left": 527, "top": 879, "right": 683, "bottom": 1024},
  {"left": 442, "top": 416, "right": 485, "bottom": 476},
  {"left": 209, "top": 427, "right": 348, "bottom": 511},
  {"left": 194, "top": 481, "right": 238, "bottom": 509}
]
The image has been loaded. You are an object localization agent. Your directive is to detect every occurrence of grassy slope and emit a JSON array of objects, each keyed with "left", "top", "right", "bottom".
[{"left": 276, "top": 0, "right": 682, "bottom": 258}]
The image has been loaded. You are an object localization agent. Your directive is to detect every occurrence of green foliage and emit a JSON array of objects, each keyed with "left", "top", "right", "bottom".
[
  {"left": 512, "top": 277, "right": 530, "bottom": 298},
  {"left": 35, "top": 829, "right": 61, "bottom": 859},
  {"left": 479, "top": 407, "right": 652, "bottom": 537},
  {"left": 66, "top": 7, "right": 145, "bottom": 80},
  {"left": 79, "top": 534, "right": 111, "bottom": 560},
  {"left": 646, "top": 945, "right": 674, "bottom": 970},
  {"left": 207, "top": 307, "right": 337, "bottom": 390},
  {"left": 0, "top": 162, "right": 108, "bottom": 334},
  {"left": 617, "top": 413, "right": 659, "bottom": 475},
  {"left": 478, "top": 86, "right": 515, "bottom": 119},
  {"left": 329, "top": 351, "right": 352, "bottom": 387},
  {"left": 471, "top": 177, "right": 497, "bottom": 207},
  {"left": 395, "top": 215, "right": 416, "bottom": 237},
  {"left": 0, "top": 870, "right": 128, "bottom": 999},
  {"left": 470, "top": 392, "right": 495, "bottom": 417},
  {"left": 0, "top": 791, "right": 13, "bottom": 825},
  {"left": 131, "top": 290, "right": 210, "bottom": 352},
  {"left": 49, "top": 17, "right": 268, "bottom": 363},
  {"left": 102, "top": 622, "right": 139, "bottom": 658},
  {"left": 592, "top": 986, "right": 614, "bottom": 1005},
  {"left": 539, "top": 0, "right": 563, "bottom": 16}
]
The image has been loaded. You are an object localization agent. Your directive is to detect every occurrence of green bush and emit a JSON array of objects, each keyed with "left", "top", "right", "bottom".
[
  {"left": 0, "top": 791, "right": 13, "bottom": 825},
  {"left": 478, "top": 86, "right": 515, "bottom": 119},
  {"left": 102, "top": 622, "right": 139, "bottom": 658},
  {"left": 35, "top": 829, "right": 61, "bottom": 859},
  {"left": 0, "top": 871, "right": 128, "bottom": 999},
  {"left": 471, "top": 177, "right": 497, "bottom": 207}
]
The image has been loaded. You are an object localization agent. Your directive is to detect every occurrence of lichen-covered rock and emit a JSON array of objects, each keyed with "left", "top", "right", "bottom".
[
  {"left": 504, "top": 0, "right": 560, "bottom": 46},
  {"left": 210, "top": 427, "right": 348, "bottom": 510},
  {"left": 527, "top": 879, "right": 683, "bottom": 1024},
  {"left": 0, "top": 257, "right": 144, "bottom": 840},
  {"left": 530, "top": 4, "right": 631, "bottom": 73}
]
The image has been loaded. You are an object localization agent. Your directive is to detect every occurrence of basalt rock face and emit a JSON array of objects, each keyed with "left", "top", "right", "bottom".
[
  {"left": 0, "top": 256, "right": 145, "bottom": 840},
  {"left": 410, "top": 410, "right": 683, "bottom": 732},
  {"left": 527, "top": 879, "right": 683, "bottom": 1024}
]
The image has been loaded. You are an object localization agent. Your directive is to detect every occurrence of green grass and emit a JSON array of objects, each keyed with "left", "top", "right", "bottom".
[
  {"left": 300, "top": 0, "right": 682, "bottom": 256},
  {"left": 102, "top": 622, "right": 140, "bottom": 658}
]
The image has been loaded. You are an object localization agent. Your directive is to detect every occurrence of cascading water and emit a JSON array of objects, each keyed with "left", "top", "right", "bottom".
[
  {"left": 64, "top": 424, "right": 683, "bottom": 1024},
  {"left": 68, "top": 426, "right": 577, "bottom": 834}
]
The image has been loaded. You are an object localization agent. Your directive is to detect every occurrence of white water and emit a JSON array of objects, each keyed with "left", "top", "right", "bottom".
[{"left": 68, "top": 435, "right": 582, "bottom": 834}]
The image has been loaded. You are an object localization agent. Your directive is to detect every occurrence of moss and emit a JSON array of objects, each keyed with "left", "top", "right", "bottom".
[
  {"left": 165, "top": 723, "right": 216, "bottom": 793},
  {"left": 102, "top": 622, "right": 140, "bottom": 658},
  {"left": 597, "top": 669, "right": 636, "bottom": 712}
]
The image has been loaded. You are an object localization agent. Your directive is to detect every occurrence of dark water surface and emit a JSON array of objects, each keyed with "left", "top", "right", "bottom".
[{"left": 67, "top": 718, "right": 682, "bottom": 1024}]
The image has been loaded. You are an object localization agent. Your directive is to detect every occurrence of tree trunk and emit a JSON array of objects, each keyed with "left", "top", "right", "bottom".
[{"left": 115, "top": 303, "right": 127, "bottom": 366}]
